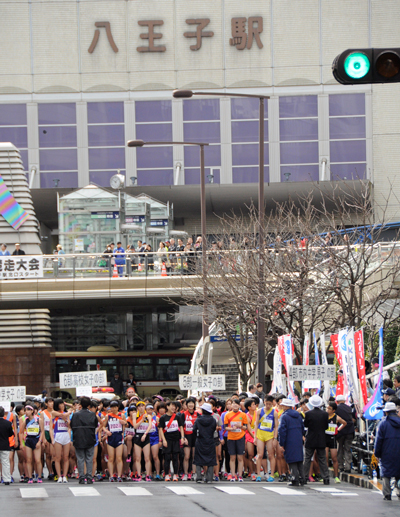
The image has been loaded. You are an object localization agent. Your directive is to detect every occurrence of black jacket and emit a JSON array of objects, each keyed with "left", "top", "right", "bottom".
[
  {"left": 110, "top": 378, "right": 124, "bottom": 395},
  {"left": 304, "top": 407, "right": 329, "bottom": 449},
  {"left": 70, "top": 409, "right": 98, "bottom": 449},
  {"left": 336, "top": 403, "right": 355, "bottom": 437},
  {"left": 0, "top": 418, "right": 14, "bottom": 451},
  {"left": 193, "top": 414, "right": 217, "bottom": 467}
]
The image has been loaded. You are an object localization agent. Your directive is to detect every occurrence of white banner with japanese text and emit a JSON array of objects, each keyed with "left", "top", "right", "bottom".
[
  {"left": 288, "top": 365, "right": 336, "bottom": 382},
  {"left": 0, "top": 386, "right": 26, "bottom": 401},
  {"left": 0, "top": 256, "right": 43, "bottom": 279},
  {"left": 59, "top": 371, "right": 107, "bottom": 389},
  {"left": 179, "top": 374, "right": 225, "bottom": 392}
]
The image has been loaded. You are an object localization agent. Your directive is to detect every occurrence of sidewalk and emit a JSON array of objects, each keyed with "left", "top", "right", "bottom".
[{"left": 330, "top": 469, "right": 382, "bottom": 491}]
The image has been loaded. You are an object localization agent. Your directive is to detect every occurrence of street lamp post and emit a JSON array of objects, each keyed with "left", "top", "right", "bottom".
[
  {"left": 127, "top": 139, "right": 209, "bottom": 341},
  {"left": 173, "top": 89, "right": 269, "bottom": 385}
]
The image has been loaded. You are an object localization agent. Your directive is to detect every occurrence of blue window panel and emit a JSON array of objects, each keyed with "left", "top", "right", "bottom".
[
  {"left": 330, "top": 140, "right": 366, "bottom": 163},
  {"left": 184, "top": 168, "right": 220, "bottom": 185},
  {"left": 281, "top": 165, "right": 319, "bottom": 182},
  {"left": 136, "top": 123, "right": 173, "bottom": 142},
  {"left": 330, "top": 163, "right": 366, "bottom": 180},
  {"left": 135, "top": 101, "right": 172, "bottom": 123},
  {"left": 232, "top": 166, "right": 269, "bottom": 184},
  {"left": 0, "top": 104, "right": 27, "bottom": 126},
  {"left": 231, "top": 97, "right": 268, "bottom": 120},
  {"left": 89, "top": 170, "right": 126, "bottom": 187},
  {"left": 88, "top": 125, "right": 125, "bottom": 147},
  {"left": 38, "top": 103, "right": 76, "bottom": 125},
  {"left": 184, "top": 145, "right": 221, "bottom": 167},
  {"left": 232, "top": 143, "right": 269, "bottom": 166},
  {"left": 329, "top": 94, "right": 365, "bottom": 117},
  {"left": 19, "top": 150, "right": 28, "bottom": 171},
  {"left": 280, "top": 142, "right": 318, "bottom": 165},
  {"left": 136, "top": 146, "right": 173, "bottom": 169},
  {"left": 39, "top": 149, "right": 78, "bottom": 171},
  {"left": 39, "top": 126, "right": 77, "bottom": 148},
  {"left": 0, "top": 127, "right": 27, "bottom": 148},
  {"left": 40, "top": 172, "right": 78, "bottom": 188},
  {"left": 279, "top": 119, "right": 318, "bottom": 142},
  {"left": 137, "top": 169, "right": 174, "bottom": 186},
  {"left": 231, "top": 120, "right": 269, "bottom": 143},
  {"left": 183, "top": 99, "right": 220, "bottom": 121},
  {"left": 279, "top": 96, "right": 318, "bottom": 118},
  {"left": 87, "top": 102, "right": 124, "bottom": 124},
  {"left": 329, "top": 117, "right": 366, "bottom": 140},
  {"left": 183, "top": 122, "right": 220, "bottom": 143},
  {"left": 89, "top": 148, "right": 125, "bottom": 170}
]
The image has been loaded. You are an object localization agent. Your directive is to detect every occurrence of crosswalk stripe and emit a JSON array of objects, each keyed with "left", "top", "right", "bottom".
[
  {"left": 263, "top": 487, "right": 306, "bottom": 496},
  {"left": 310, "top": 487, "right": 358, "bottom": 495},
  {"left": 166, "top": 486, "right": 204, "bottom": 495},
  {"left": 215, "top": 486, "right": 255, "bottom": 495},
  {"left": 20, "top": 488, "right": 48, "bottom": 498},
  {"left": 330, "top": 493, "right": 358, "bottom": 496},
  {"left": 69, "top": 487, "right": 100, "bottom": 497},
  {"left": 118, "top": 487, "right": 152, "bottom": 496}
]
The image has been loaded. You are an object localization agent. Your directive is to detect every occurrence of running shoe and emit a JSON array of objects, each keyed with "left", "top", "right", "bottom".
[
  {"left": 308, "top": 476, "right": 315, "bottom": 483},
  {"left": 256, "top": 476, "right": 262, "bottom": 482},
  {"left": 117, "top": 477, "right": 122, "bottom": 483},
  {"left": 62, "top": 477, "right": 68, "bottom": 483},
  {"left": 172, "top": 475, "right": 178, "bottom": 482},
  {"left": 251, "top": 473, "right": 256, "bottom": 481},
  {"left": 267, "top": 476, "right": 275, "bottom": 482},
  {"left": 231, "top": 475, "right": 237, "bottom": 482},
  {"left": 155, "top": 474, "right": 162, "bottom": 481},
  {"left": 48, "top": 473, "right": 54, "bottom": 480},
  {"left": 187, "top": 473, "right": 192, "bottom": 481},
  {"left": 28, "top": 479, "right": 33, "bottom": 484},
  {"left": 273, "top": 472, "right": 279, "bottom": 478},
  {"left": 165, "top": 475, "right": 171, "bottom": 482},
  {"left": 109, "top": 477, "right": 114, "bottom": 482},
  {"left": 227, "top": 474, "right": 232, "bottom": 481},
  {"left": 181, "top": 474, "right": 188, "bottom": 481},
  {"left": 145, "top": 476, "right": 152, "bottom": 482},
  {"left": 19, "top": 476, "right": 24, "bottom": 483},
  {"left": 278, "top": 475, "right": 286, "bottom": 482},
  {"left": 87, "top": 479, "right": 94, "bottom": 485},
  {"left": 10, "top": 477, "right": 14, "bottom": 484},
  {"left": 334, "top": 477, "right": 341, "bottom": 484},
  {"left": 238, "top": 476, "right": 244, "bottom": 482},
  {"left": 97, "top": 474, "right": 103, "bottom": 481},
  {"left": 37, "top": 478, "right": 42, "bottom": 484},
  {"left": 243, "top": 471, "right": 248, "bottom": 478},
  {"left": 214, "top": 476, "right": 219, "bottom": 482},
  {"left": 126, "top": 455, "right": 131, "bottom": 463},
  {"left": 54, "top": 475, "right": 58, "bottom": 482},
  {"left": 57, "top": 478, "right": 63, "bottom": 483}
]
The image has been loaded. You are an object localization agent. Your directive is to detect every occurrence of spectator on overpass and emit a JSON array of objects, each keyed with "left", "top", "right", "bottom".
[
  {"left": 0, "top": 244, "right": 10, "bottom": 256},
  {"left": 110, "top": 372, "right": 124, "bottom": 395},
  {"left": 113, "top": 242, "right": 125, "bottom": 277},
  {"left": 12, "top": 243, "right": 25, "bottom": 255}
]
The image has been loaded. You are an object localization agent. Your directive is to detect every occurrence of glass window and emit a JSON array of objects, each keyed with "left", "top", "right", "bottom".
[
  {"left": 232, "top": 120, "right": 268, "bottom": 143},
  {"left": 87, "top": 102, "right": 124, "bottom": 124},
  {"left": 329, "top": 94, "right": 365, "bottom": 117},
  {"left": 0, "top": 127, "right": 27, "bottom": 148},
  {"left": 232, "top": 144, "right": 269, "bottom": 166},
  {"left": 329, "top": 117, "right": 366, "bottom": 140},
  {"left": 280, "top": 142, "right": 319, "bottom": 165},
  {"left": 39, "top": 126, "right": 77, "bottom": 148},
  {"left": 184, "top": 145, "right": 221, "bottom": 168},
  {"left": 0, "top": 104, "right": 28, "bottom": 170},
  {"left": 0, "top": 104, "right": 27, "bottom": 126},
  {"left": 281, "top": 165, "right": 319, "bottom": 182},
  {"left": 330, "top": 140, "right": 366, "bottom": 163},
  {"left": 40, "top": 172, "right": 78, "bottom": 188},
  {"left": 137, "top": 169, "right": 174, "bottom": 186},
  {"left": 280, "top": 119, "right": 318, "bottom": 141},
  {"left": 184, "top": 121, "right": 220, "bottom": 143},
  {"left": 135, "top": 100, "right": 172, "bottom": 123},
  {"left": 231, "top": 97, "right": 268, "bottom": 120},
  {"left": 88, "top": 125, "right": 125, "bottom": 147},
  {"left": 136, "top": 123, "right": 172, "bottom": 142},
  {"left": 89, "top": 148, "right": 125, "bottom": 170},
  {"left": 137, "top": 146, "right": 173, "bottom": 169},
  {"left": 39, "top": 149, "right": 78, "bottom": 171},
  {"left": 184, "top": 168, "right": 220, "bottom": 185},
  {"left": 232, "top": 167, "right": 269, "bottom": 184},
  {"left": 183, "top": 99, "right": 220, "bottom": 121},
  {"left": 330, "top": 163, "right": 366, "bottom": 180},
  {"left": 38, "top": 103, "right": 76, "bottom": 125},
  {"left": 279, "top": 95, "right": 318, "bottom": 118},
  {"left": 156, "top": 364, "right": 178, "bottom": 381}
]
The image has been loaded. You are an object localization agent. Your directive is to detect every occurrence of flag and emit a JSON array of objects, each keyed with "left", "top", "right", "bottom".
[
  {"left": 313, "top": 331, "right": 321, "bottom": 392},
  {"left": 303, "top": 334, "right": 310, "bottom": 392},
  {"left": 0, "top": 175, "right": 30, "bottom": 230},
  {"left": 346, "top": 328, "right": 360, "bottom": 409},
  {"left": 363, "top": 327, "right": 384, "bottom": 420},
  {"left": 283, "top": 334, "right": 297, "bottom": 402},
  {"left": 272, "top": 346, "right": 284, "bottom": 394},
  {"left": 320, "top": 333, "right": 330, "bottom": 407},
  {"left": 330, "top": 333, "right": 344, "bottom": 396},
  {"left": 277, "top": 335, "right": 286, "bottom": 371},
  {"left": 354, "top": 328, "right": 368, "bottom": 406},
  {"left": 338, "top": 328, "right": 351, "bottom": 402}
]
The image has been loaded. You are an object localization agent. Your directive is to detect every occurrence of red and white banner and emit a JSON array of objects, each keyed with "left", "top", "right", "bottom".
[
  {"left": 303, "top": 335, "right": 310, "bottom": 366},
  {"left": 278, "top": 335, "right": 287, "bottom": 371},
  {"left": 330, "top": 333, "right": 344, "bottom": 396},
  {"left": 354, "top": 328, "right": 368, "bottom": 406},
  {"left": 277, "top": 334, "right": 298, "bottom": 401}
]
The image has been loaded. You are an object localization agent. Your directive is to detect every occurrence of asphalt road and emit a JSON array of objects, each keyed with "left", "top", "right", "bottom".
[{"left": 0, "top": 479, "right": 396, "bottom": 516}]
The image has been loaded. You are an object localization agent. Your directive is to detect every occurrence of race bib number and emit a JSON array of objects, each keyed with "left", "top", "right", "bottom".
[
  {"left": 231, "top": 421, "right": 242, "bottom": 432},
  {"left": 326, "top": 424, "right": 337, "bottom": 435},
  {"left": 166, "top": 420, "right": 179, "bottom": 433},
  {"left": 57, "top": 419, "right": 69, "bottom": 431},
  {"left": 27, "top": 425, "right": 40, "bottom": 436},
  {"left": 138, "top": 422, "right": 149, "bottom": 434},
  {"left": 44, "top": 420, "right": 50, "bottom": 431},
  {"left": 125, "top": 428, "right": 135, "bottom": 437},
  {"left": 260, "top": 419, "right": 272, "bottom": 431},
  {"left": 185, "top": 420, "right": 193, "bottom": 432},
  {"left": 109, "top": 421, "right": 122, "bottom": 433}
]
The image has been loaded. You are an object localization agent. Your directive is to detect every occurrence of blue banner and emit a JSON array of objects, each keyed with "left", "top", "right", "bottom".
[{"left": 363, "top": 327, "right": 384, "bottom": 420}]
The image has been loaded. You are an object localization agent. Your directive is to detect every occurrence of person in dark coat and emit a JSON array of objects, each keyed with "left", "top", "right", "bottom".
[
  {"left": 110, "top": 372, "right": 124, "bottom": 395},
  {"left": 303, "top": 395, "right": 330, "bottom": 485},
  {"left": 193, "top": 403, "right": 217, "bottom": 483},
  {"left": 0, "top": 406, "right": 14, "bottom": 485},
  {"left": 374, "top": 402, "right": 400, "bottom": 500},
  {"left": 278, "top": 398, "right": 305, "bottom": 486}
]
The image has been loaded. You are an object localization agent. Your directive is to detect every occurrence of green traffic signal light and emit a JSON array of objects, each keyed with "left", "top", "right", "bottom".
[{"left": 344, "top": 52, "right": 371, "bottom": 79}]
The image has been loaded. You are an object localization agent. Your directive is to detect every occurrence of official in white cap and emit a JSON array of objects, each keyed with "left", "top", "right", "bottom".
[
  {"left": 303, "top": 395, "right": 330, "bottom": 485},
  {"left": 278, "top": 398, "right": 305, "bottom": 486},
  {"left": 374, "top": 401, "right": 400, "bottom": 500}
]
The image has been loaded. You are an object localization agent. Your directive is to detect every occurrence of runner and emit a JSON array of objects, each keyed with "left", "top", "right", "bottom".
[
  {"left": 254, "top": 395, "right": 278, "bottom": 482},
  {"left": 182, "top": 397, "right": 197, "bottom": 481},
  {"left": 243, "top": 398, "right": 257, "bottom": 480},
  {"left": 158, "top": 401, "right": 185, "bottom": 482},
  {"left": 14, "top": 405, "right": 26, "bottom": 482},
  {"left": 274, "top": 394, "right": 288, "bottom": 481},
  {"left": 51, "top": 399, "right": 71, "bottom": 483},
  {"left": 39, "top": 397, "right": 55, "bottom": 480},
  {"left": 19, "top": 404, "right": 43, "bottom": 484},
  {"left": 124, "top": 405, "right": 136, "bottom": 467},
  {"left": 325, "top": 402, "right": 347, "bottom": 483},
  {"left": 132, "top": 401, "right": 152, "bottom": 481},
  {"left": 101, "top": 400, "right": 127, "bottom": 482},
  {"left": 224, "top": 398, "right": 248, "bottom": 482},
  {"left": 146, "top": 404, "right": 161, "bottom": 480},
  {"left": 4, "top": 405, "right": 18, "bottom": 482}
]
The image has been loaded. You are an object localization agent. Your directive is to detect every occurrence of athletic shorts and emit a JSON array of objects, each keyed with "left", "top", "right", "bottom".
[
  {"left": 134, "top": 434, "right": 150, "bottom": 448},
  {"left": 326, "top": 436, "right": 337, "bottom": 449},
  {"left": 45, "top": 431, "right": 51, "bottom": 444},
  {"left": 227, "top": 436, "right": 246, "bottom": 457},
  {"left": 184, "top": 433, "right": 195, "bottom": 448},
  {"left": 245, "top": 432, "right": 254, "bottom": 444},
  {"left": 164, "top": 439, "right": 181, "bottom": 455},
  {"left": 256, "top": 429, "right": 274, "bottom": 442},
  {"left": 25, "top": 436, "right": 40, "bottom": 450},
  {"left": 54, "top": 433, "right": 71, "bottom": 446},
  {"left": 149, "top": 433, "right": 159, "bottom": 447},
  {"left": 214, "top": 436, "right": 221, "bottom": 447},
  {"left": 107, "top": 433, "right": 123, "bottom": 449}
]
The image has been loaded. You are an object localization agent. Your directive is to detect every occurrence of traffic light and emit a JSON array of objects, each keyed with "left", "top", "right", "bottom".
[{"left": 332, "top": 48, "right": 400, "bottom": 84}]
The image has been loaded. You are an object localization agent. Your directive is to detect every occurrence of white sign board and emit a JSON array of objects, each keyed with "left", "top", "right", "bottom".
[
  {"left": 0, "top": 386, "right": 26, "bottom": 401},
  {"left": 303, "top": 380, "right": 322, "bottom": 390},
  {"left": 74, "top": 238, "right": 84, "bottom": 252},
  {"left": 289, "top": 365, "right": 336, "bottom": 382},
  {"left": 179, "top": 374, "right": 225, "bottom": 392},
  {"left": 0, "top": 256, "right": 43, "bottom": 279},
  {"left": 76, "top": 386, "right": 93, "bottom": 397},
  {"left": 0, "top": 401, "right": 11, "bottom": 412},
  {"left": 59, "top": 371, "right": 107, "bottom": 389}
]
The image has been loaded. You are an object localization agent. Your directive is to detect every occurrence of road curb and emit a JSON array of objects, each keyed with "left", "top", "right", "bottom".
[{"left": 329, "top": 469, "right": 381, "bottom": 491}]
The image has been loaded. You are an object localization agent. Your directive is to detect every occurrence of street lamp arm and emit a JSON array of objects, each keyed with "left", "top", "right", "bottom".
[
  {"left": 173, "top": 89, "right": 269, "bottom": 100},
  {"left": 127, "top": 139, "right": 209, "bottom": 147}
]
